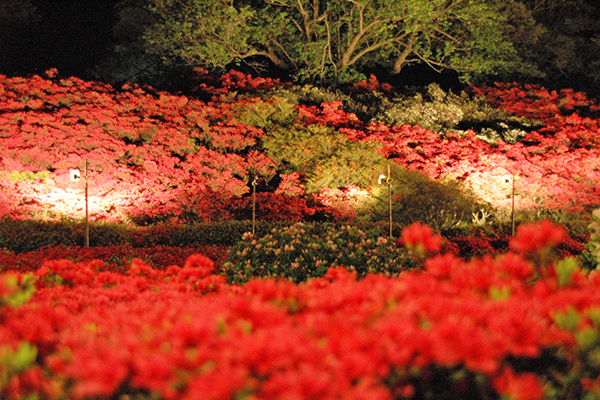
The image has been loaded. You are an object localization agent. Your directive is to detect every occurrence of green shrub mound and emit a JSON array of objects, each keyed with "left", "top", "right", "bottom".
[
  {"left": 263, "top": 124, "right": 387, "bottom": 193},
  {"left": 358, "top": 164, "right": 484, "bottom": 230},
  {"left": 222, "top": 223, "right": 415, "bottom": 284}
]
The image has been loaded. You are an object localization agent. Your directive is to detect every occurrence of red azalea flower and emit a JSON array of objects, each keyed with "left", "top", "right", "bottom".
[
  {"left": 493, "top": 367, "right": 544, "bottom": 400},
  {"left": 424, "top": 253, "right": 462, "bottom": 278},
  {"left": 183, "top": 254, "right": 215, "bottom": 278},
  {"left": 401, "top": 222, "right": 442, "bottom": 257},
  {"left": 509, "top": 220, "right": 565, "bottom": 253}
]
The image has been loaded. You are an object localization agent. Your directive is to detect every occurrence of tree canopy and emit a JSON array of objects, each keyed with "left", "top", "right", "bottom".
[{"left": 140, "top": 0, "right": 534, "bottom": 82}]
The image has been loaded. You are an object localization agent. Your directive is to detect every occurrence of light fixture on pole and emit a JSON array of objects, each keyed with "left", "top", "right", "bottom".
[
  {"left": 511, "top": 171, "right": 516, "bottom": 236},
  {"left": 70, "top": 160, "right": 89, "bottom": 247},
  {"left": 251, "top": 175, "right": 258, "bottom": 236},
  {"left": 378, "top": 164, "right": 393, "bottom": 238}
]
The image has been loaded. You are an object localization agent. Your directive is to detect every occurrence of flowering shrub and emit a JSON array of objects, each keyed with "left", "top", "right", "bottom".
[
  {"left": 0, "top": 221, "right": 600, "bottom": 399},
  {"left": 225, "top": 193, "right": 315, "bottom": 222},
  {"left": 400, "top": 222, "right": 443, "bottom": 259},
  {"left": 222, "top": 223, "right": 414, "bottom": 283},
  {"left": 0, "top": 72, "right": 598, "bottom": 225},
  {"left": 0, "top": 244, "right": 228, "bottom": 273}
]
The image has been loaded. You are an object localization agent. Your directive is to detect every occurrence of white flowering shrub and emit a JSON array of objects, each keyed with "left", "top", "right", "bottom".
[{"left": 374, "top": 83, "right": 537, "bottom": 143}]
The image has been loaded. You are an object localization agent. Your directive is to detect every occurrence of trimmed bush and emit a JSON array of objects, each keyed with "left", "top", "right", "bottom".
[
  {"left": 222, "top": 222, "right": 415, "bottom": 283},
  {"left": 358, "top": 163, "right": 483, "bottom": 230}
]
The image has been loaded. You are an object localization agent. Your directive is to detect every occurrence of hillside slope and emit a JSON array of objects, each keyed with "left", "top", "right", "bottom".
[{"left": 0, "top": 70, "right": 598, "bottom": 224}]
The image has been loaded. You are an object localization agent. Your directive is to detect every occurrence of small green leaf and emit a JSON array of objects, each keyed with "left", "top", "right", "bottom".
[
  {"left": 576, "top": 327, "right": 599, "bottom": 351},
  {"left": 586, "top": 308, "right": 600, "bottom": 327},
  {"left": 556, "top": 257, "right": 581, "bottom": 287},
  {"left": 553, "top": 307, "right": 582, "bottom": 331},
  {"left": 1, "top": 273, "right": 36, "bottom": 307},
  {"left": 489, "top": 285, "right": 511, "bottom": 300},
  {"left": 2, "top": 342, "right": 38, "bottom": 373}
]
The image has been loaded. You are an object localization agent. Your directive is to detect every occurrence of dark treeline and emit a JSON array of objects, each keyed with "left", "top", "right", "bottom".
[{"left": 1, "top": 0, "right": 599, "bottom": 96}]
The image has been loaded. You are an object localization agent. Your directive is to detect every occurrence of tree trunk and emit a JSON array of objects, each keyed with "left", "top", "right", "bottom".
[{"left": 391, "top": 36, "right": 416, "bottom": 75}]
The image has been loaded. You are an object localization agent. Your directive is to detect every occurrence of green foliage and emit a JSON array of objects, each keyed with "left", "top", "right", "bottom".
[
  {"left": 588, "top": 208, "right": 600, "bottom": 269},
  {"left": 0, "top": 342, "right": 37, "bottom": 374},
  {"left": 518, "top": 0, "right": 600, "bottom": 95},
  {"left": 547, "top": 305, "right": 600, "bottom": 399},
  {"left": 374, "top": 83, "right": 539, "bottom": 142},
  {"left": 156, "top": 220, "right": 264, "bottom": 247},
  {"left": 555, "top": 257, "right": 583, "bottom": 287},
  {"left": 2, "top": 170, "right": 50, "bottom": 183},
  {"left": 0, "top": 273, "right": 35, "bottom": 308},
  {"left": 359, "top": 163, "right": 482, "bottom": 231},
  {"left": 0, "top": 340, "right": 39, "bottom": 400},
  {"left": 144, "top": 0, "right": 285, "bottom": 72},
  {"left": 0, "top": 219, "right": 82, "bottom": 253},
  {"left": 274, "top": 85, "right": 343, "bottom": 109},
  {"left": 222, "top": 223, "right": 414, "bottom": 284},
  {"left": 136, "top": 0, "right": 528, "bottom": 83},
  {"left": 263, "top": 124, "right": 387, "bottom": 192},
  {"left": 0, "top": 218, "right": 283, "bottom": 252},
  {"left": 233, "top": 96, "right": 297, "bottom": 129}
]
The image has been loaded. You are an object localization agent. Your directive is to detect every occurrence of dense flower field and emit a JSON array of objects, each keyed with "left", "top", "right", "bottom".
[
  {"left": 0, "top": 70, "right": 598, "bottom": 223},
  {"left": 339, "top": 83, "right": 600, "bottom": 212},
  {"left": 2, "top": 221, "right": 600, "bottom": 400},
  {"left": 1, "top": 70, "right": 600, "bottom": 399}
]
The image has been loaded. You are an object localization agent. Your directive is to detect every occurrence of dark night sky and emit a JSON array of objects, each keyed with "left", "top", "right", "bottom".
[{"left": 1, "top": 0, "right": 120, "bottom": 79}]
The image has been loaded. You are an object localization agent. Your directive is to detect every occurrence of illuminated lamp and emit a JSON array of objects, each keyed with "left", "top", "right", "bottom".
[
  {"left": 378, "top": 164, "right": 393, "bottom": 238},
  {"left": 70, "top": 161, "right": 89, "bottom": 247},
  {"left": 251, "top": 175, "right": 258, "bottom": 236},
  {"left": 70, "top": 168, "right": 81, "bottom": 182}
]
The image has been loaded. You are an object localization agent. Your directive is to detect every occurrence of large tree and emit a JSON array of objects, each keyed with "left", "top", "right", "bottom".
[
  {"left": 141, "top": 0, "right": 534, "bottom": 82},
  {"left": 519, "top": 0, "right": 600, "bottom": 93}
]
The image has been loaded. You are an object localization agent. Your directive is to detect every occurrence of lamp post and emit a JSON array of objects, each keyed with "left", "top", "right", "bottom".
[
  {"left": 378, "top": 164, "right": 393, "bottom": 238},
  {"left": 251, "top": 175, "right": 258, "bottom": 236},
  {"left": 70, "top": 159, "right": 89, "bottom": 247},
  {"left": 511, "top": 171, "right": 515, "bottom": 236}
]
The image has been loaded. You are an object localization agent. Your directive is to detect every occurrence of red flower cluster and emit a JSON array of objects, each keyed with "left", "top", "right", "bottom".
[
  {"left": 400, "top": 222, "right": 443, "bottom": 258},
  {"left": 1, "top": 222, "right": 600, "bottom": 399},
  {"left": 0, "top": 73, "right": 598, "bottom": 222},
  {"left": 509, "top": 219, "right": 566, "bottom": 253}
]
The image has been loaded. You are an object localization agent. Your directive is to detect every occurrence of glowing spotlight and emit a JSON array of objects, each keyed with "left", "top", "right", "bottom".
[{"left": 70, "top": 169, "right": 81, "bottom": 182}]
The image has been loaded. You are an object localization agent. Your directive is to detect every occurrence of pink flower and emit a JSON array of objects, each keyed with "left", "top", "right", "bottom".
[{"left": 509, "top": 220, "right": 565, "bottom": 253}]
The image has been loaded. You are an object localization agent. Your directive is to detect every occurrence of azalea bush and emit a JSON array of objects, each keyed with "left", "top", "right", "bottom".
[
  {"left": 357, "top": 163, "right": 483, "bottom": 230},
  {"left": 373, "top": 83, "right": 537, "bottom": 141},
  {"left": 0, "top": 221, "right": 600, "bottom": 399},
  {"left": 1, "top": 71, "right": 598, "bottom": 226},
  {"left": 222, "top": 223, "right": 416, "bottom": 284}
]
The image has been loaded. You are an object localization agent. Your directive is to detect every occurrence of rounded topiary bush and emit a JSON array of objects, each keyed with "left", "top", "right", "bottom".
[
  {"left": 358, "top": 164, "right": 484, "bottom": 231},
  {"left": 222, "top": 222, "right": 415, "bottom": 283}
]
